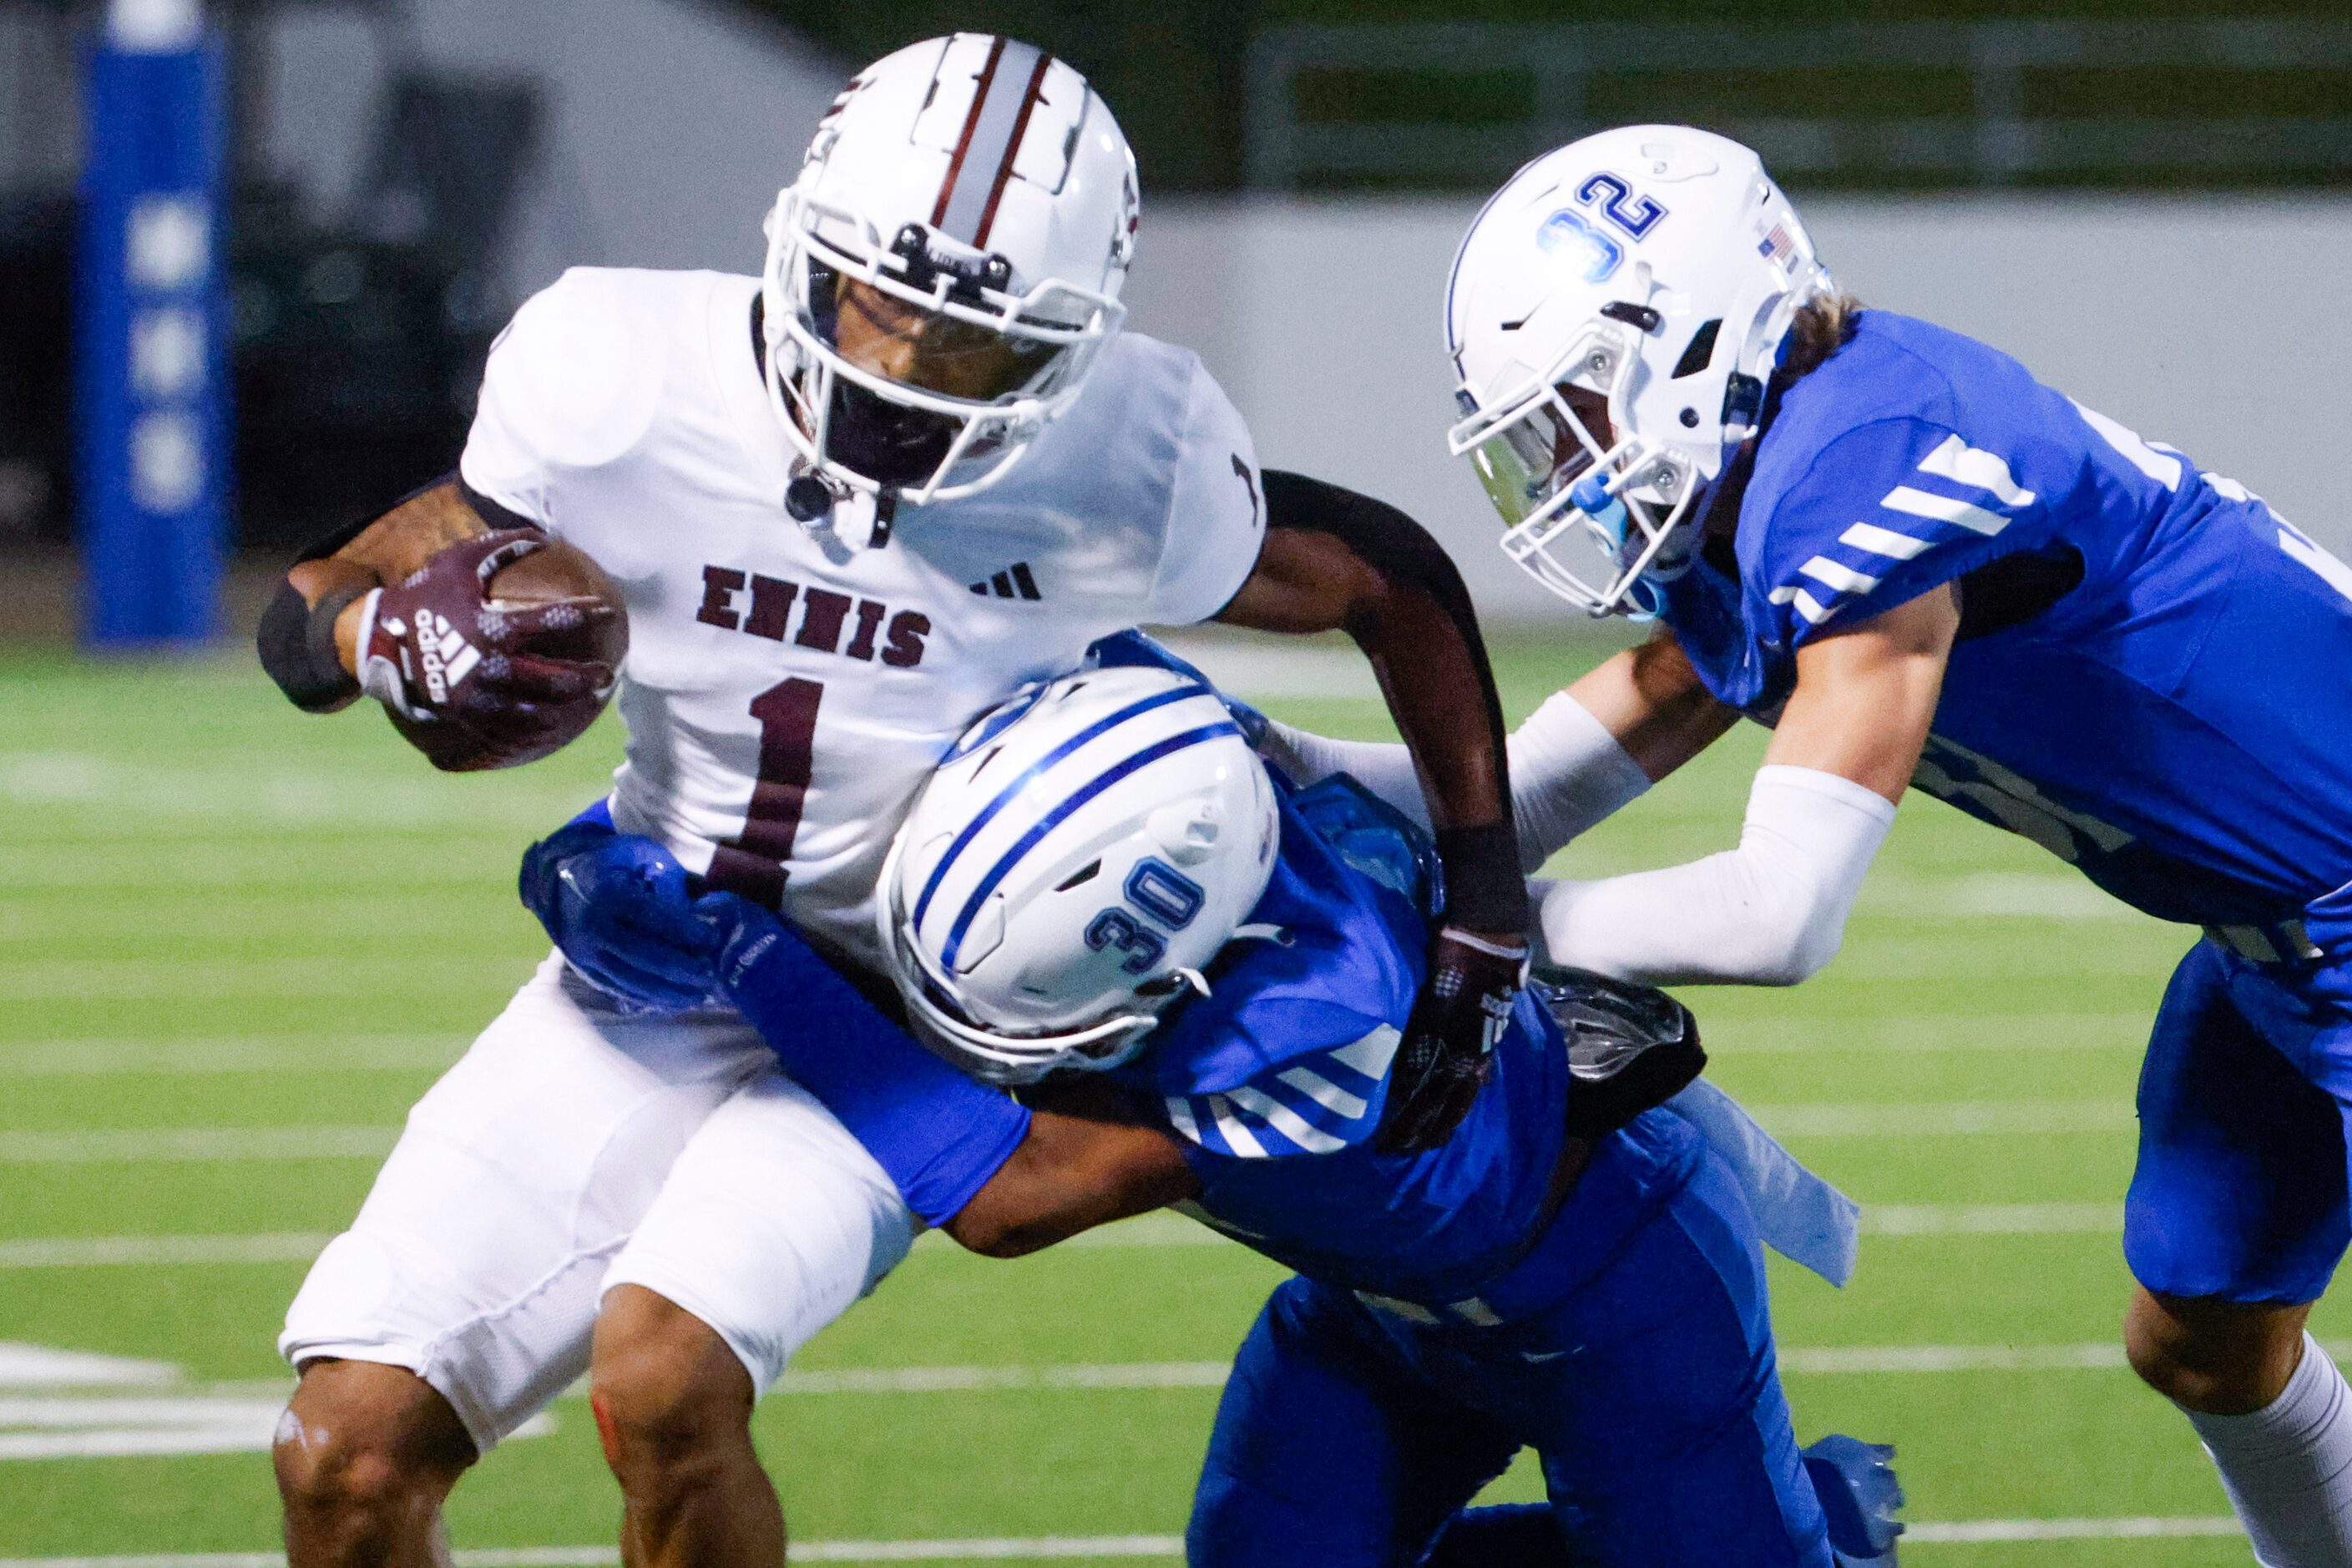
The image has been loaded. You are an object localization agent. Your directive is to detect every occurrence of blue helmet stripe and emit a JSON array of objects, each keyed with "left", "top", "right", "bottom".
[
  {"left": 913, "top": 685, "right": 1208, "bottom": 930},
  {"left": 938, "top": 721, "right": 1241, "bottom": 970}
]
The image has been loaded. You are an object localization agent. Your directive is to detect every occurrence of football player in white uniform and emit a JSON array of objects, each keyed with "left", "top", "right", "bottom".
[{"left": 255, "top": 36, "right": 1530, "bottom": 1568}]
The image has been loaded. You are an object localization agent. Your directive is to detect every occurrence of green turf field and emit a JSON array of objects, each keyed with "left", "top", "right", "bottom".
[{"left": 0, "top": 633, "right": 2323, "bottom": 1565}]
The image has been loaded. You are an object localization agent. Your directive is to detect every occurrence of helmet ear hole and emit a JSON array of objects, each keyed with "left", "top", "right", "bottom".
[{"left": 1671, "top": 319, "right": 1722, "bottom": 379}]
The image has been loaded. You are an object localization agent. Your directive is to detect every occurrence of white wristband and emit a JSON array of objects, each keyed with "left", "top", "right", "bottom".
[
  {"left": 1535, "top": 765, "right": 1895, "bottom": 987},
  {"left": 350, "top": 588, "right": 402, "bottom": 708}
]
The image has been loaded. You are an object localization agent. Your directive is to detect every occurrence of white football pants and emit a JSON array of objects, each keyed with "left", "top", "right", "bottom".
[{"left": 280, "top": 953, "right": 915, "bottom": 1453}]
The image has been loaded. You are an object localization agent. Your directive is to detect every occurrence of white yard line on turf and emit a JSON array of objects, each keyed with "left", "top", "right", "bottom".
[
  {"left": 1862, "top": 1201, "right": 2120, "bottom": 1234},
  {"left": 0, "top": 959, "right": 531, "bottom": 1002},
  {"left": 0, "top": 1201, "right": 2138, "bottom": 1268},
  {"left": 0, "top": 1128, "right": 396, "bottom": 1163},
  {"left": 1750, "top": 1100, "right": 2132, "bottom": 1136},
  {"left": 1781, "top": 1343, "right": 2133, "bottom": 1374},
  {"left": 1722, "top": 1013, "right": 2147, "bottom": 1053},
  {"left": 776, "top": 1363, "right": 1232, "bottom": 1394},
  {"left": 0, "top": 1234, "right": 334, "bottom": 1267},
  {"left": 0, "top": 1520, "right": 2254, "bottom": 1563},
  {"left": 0, "top": 1037, "right": 466, "bottom": 1076},
  {"left": 1905, "top": 1516, "right": 2242, "bottom": 1543}
]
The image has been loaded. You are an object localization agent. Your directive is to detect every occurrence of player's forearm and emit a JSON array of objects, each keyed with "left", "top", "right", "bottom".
[
  {"left": 946, "top": 1111, "right": 1198, "bottom": 1257},
  {"left": 263, "top": 483, "right": 498, "bottom": 704},
  {"left": 1224, "top": 473, "right": 1523, "bottom": 932},
  {"left": 1535, "top": 766, "right": 1894, "bottom": 986},
  {"left": 1571, "top": 633, "right": 1740, "bottom": 782},
  {"left": 1261, "top": 636, "right": 1735, "bottom": 873},
  {"left": 1266, "top": 688, "right": 1658, "bottom": 873}
]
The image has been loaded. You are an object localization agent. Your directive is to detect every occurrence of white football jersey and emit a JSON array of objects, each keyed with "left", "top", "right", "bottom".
[{"left": 460, "top": 266, "right": 1267, "bottom": 969}]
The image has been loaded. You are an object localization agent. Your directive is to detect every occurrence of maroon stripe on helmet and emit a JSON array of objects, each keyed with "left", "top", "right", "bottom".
[
  {"left": 971, "top": 50, "right": 1055, "bottom": 248},
  {"left": 932, "top": 36, "right": 1009, "bottom": 230}
]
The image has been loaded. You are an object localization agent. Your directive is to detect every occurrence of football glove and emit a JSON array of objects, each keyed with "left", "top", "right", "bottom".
[
  {"left": 1375, "top": 925, "right": 1529, "bottom": 1154},
  {"left": 355, "top": 530, "right": 619, "bottom": 767},
  {"left": 1802, "top": 1434, "right": 1905, "bottom": 1565},
  {"left": 518, "top": 818, "right": 719, "bottom": 1012}
]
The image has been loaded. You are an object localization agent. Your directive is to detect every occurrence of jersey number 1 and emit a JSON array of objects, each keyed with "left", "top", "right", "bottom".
[{"left": 706, "top": 678, "right": 822, "bottom": 910}]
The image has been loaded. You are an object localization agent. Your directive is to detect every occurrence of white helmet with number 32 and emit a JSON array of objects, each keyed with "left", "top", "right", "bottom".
[
  {"left": 878, "top": 667, "right": 1279, "bottom": 1085},
  {"left": 763, "top": 34, "right": 1140, "bottom": 507},
  {"left": 1446, "top": 125, "right": 1829, "bottom": 616}
]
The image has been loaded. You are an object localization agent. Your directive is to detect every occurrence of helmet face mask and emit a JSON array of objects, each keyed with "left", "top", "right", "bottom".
[
  {"left": 760, "top": 38, "right": 1138, "bottom": 508},
  {"left": 1452, "top": 319, "right": 1701, "bottom": 618},
  {"left": 1444, "top": 126, "right": 1826, "bottom": 617}
]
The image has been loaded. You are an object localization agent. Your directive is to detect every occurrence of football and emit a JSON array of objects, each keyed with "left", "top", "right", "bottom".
[
  {"left": 380, "top": 530, "right": 629, "bottom": 771},
  {"left": 484, "top": 535, "right": 630, "bottom": 671}
]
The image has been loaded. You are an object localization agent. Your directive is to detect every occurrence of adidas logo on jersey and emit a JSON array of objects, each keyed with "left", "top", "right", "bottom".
[
  {"left": 969, "top": 563, "right": 1042, "bottom": 601},
  {"left": 412, "top": 609, "right": 480, "bottom": 701}
]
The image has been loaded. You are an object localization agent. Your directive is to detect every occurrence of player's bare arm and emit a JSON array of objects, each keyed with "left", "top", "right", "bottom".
[
  {"left": 1525, "top": 589, "right": 1954, "bottom": 986},
  {"left": 1561, "top": 627, "right": 1739, "bottom": 783},
  {"left": 1217, "top": 472, "right": 1531, "bottom": 1151},
  {"left": 1218, "top": 498, "right": 1510, "bottom": 844},
  {"left": 943, "top": 1099, "right": 1199, "bottom": 1259},
  {"left": 1766, "top": 582, "right": 1959, "bottom": 803}
]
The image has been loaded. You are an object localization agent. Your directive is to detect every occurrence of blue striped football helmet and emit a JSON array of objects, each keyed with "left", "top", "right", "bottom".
[{"left": 879, "top": 665, "right": 1279, "bottom": 1084}]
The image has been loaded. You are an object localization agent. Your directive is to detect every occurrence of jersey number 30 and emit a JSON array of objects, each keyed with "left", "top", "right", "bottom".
[{"left": 1085, "top": 860, "right": 1206, "bottom": 976}]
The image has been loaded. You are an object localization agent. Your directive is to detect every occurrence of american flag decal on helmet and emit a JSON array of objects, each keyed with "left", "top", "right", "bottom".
[
  {"left": 1758, "top": 222, "right": 1798, "bottom": 264},
  {"left": 932, "top": 37, "right": 1055, "bottom": 248}
]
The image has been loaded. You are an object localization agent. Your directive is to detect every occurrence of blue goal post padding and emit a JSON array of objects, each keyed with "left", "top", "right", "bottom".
[{"left": 75, "top": 29, "right": 230, "bottom": 648}]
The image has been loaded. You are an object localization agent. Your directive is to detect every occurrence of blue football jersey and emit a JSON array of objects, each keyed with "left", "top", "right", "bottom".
[
  {"left": 1658, "top": 311, "right": 2352, "bottom": 927},
  {"left": 1108, "top": 784, "right": 1637, "bottom": 1306}
]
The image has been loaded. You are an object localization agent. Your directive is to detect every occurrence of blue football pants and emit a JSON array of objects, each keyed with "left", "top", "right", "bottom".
[
  {"left": 2127, "top": 938, "right": 2352, "bottom": 1304},
  {"left": 1186, "top": 1149, "right": 1833, "bottom": 1567}
]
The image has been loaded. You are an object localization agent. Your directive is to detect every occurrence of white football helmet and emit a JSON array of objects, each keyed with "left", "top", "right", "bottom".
[
  {"left": 762, "top": 35, "right": 1140, "bottom": 508},
  {"left": 1445, "top": 125, "right": 1830, "bottom": 616},
  {"left": 879, "top": 666, "right": 1280, "bottom": 1085}
]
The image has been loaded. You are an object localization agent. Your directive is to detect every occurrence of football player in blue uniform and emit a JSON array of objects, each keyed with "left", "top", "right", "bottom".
[
  {"left": 1258, "top": 124, "right": 2352, "bottom": 1565},
  {"left": 542, "top": 660, "right": 1903, "bottom": 1566}
]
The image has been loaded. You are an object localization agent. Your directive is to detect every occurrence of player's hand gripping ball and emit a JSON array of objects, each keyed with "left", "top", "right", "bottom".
[{"left": 356, "top": 530, "right": 628, "bottom": 771}]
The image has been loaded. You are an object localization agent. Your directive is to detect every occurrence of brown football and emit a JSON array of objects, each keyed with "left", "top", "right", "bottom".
[
  {"left": 385, "top": 533, "right": 629, "bottom": 772},
  {"left": 485, "top": 536, "right": 630, "bottom": 670}
]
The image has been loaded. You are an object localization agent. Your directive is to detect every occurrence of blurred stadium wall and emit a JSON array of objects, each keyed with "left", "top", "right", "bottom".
[
  {"left": 5, "top": 2, "right": 2349, "bottom": 630},
  {"left": 253, "top": 0, "right": 842, "bottom": 308},
  {"left": 1123, "top": 195, "right": 2352, "bottom": 620}
]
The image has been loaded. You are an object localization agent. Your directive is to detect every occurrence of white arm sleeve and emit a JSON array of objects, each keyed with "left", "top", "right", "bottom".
[
  {"left": 1260, "top": 690, "right": 1653, "bottom": 873},
  {"left": 1535, "top": 765, "right": 1895, "bottom": 987}
]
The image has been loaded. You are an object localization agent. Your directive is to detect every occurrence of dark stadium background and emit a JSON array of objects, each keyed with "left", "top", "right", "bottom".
[{"left": 0, "top": 0, "right": 2345, "bottom": 583}]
